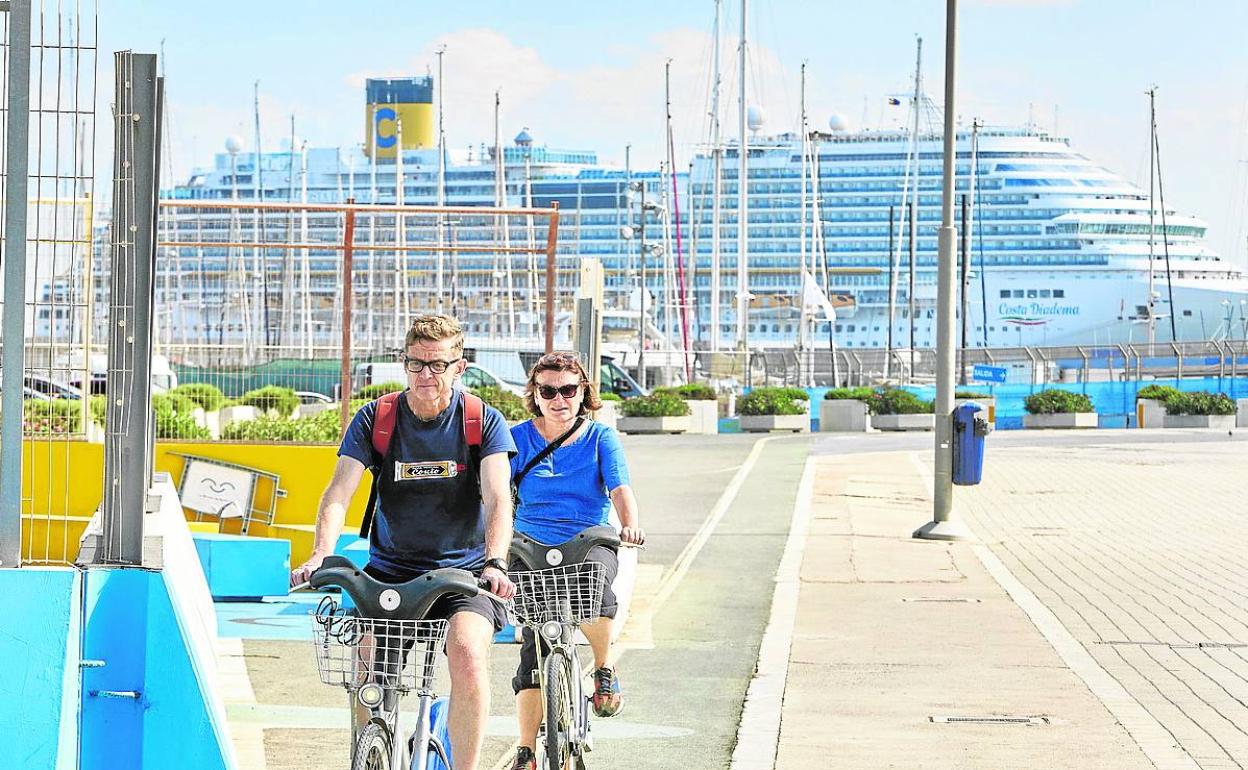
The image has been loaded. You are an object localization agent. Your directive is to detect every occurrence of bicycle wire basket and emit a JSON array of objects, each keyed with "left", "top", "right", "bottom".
[
  {"left": 310, "top": 600, "right": 449, "bottom": 692},
  {"left": 510, "top": 561, "right": 607, "bottom": 627}
]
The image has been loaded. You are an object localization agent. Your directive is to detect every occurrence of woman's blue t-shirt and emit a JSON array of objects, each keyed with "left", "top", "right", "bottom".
[{"left": 510, "top": 419, "right": 630, "bottom": 545}]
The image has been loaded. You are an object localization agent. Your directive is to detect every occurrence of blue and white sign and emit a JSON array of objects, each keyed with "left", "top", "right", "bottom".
[{"left": 971, "top": 364, "right": 1008, "bottom": 384}]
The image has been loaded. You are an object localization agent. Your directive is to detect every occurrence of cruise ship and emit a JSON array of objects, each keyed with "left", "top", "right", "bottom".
[{"left": 147, "top": 76, "right": 1248, "bottom": 371}]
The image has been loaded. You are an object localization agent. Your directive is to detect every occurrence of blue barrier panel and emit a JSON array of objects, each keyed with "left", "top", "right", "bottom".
[
  {"left": 0, "top": 568, "right": 81, "bottom": 770},
  {"left": 193, "top": 532, "right": 291, "bottom": 600},
  {"left": 81, "top": 568, "right": 236, "bottom": 770},
  {"left": 806, "top": 376, "right": 1248, "bottom": 430}
]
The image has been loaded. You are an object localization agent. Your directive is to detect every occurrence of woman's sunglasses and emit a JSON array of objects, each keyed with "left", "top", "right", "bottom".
[{"left": 536, "top": 384, "right": 581, "bottom": 400}]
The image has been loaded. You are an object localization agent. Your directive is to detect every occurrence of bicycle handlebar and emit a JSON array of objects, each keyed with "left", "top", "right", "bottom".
[{"left": 309, "top": 556, "right": 487, "bottom": 620}]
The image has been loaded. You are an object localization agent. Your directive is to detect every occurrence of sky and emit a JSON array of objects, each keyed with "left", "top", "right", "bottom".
[{"left": 91, "top": 0, "right": 1248, "bottom": 268}]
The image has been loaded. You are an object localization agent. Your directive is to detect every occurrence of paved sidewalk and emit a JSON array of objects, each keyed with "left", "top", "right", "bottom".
[{"left": 771, "top": 436, "right": 1248, "bottom": 770}]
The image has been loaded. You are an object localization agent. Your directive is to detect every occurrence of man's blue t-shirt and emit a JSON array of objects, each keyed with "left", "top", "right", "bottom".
[
  {"left": 510, "top": 419, "right": 630, "bottom": 545},
  {"left": 339, "top": 389, "right": 516, "bottom": 576}
]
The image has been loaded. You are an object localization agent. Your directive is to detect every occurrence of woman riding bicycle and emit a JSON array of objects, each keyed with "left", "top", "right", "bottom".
[{"left": 507, "top": 352, "right": 644, "bottom": 770}]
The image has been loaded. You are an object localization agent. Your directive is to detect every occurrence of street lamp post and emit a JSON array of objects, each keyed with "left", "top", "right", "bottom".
[{"left": 915, "top": 0, "right": 974, "bottom": 542}]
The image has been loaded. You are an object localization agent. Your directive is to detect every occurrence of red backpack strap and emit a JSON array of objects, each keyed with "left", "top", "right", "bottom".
[
  {"left": 462, "top": 392, "right": 483, "bottom": 447},
  {"left": 371, "top": 391, "right": 402, "bottom": 461}
]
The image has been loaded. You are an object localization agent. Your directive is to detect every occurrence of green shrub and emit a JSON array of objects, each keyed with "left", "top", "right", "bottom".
[
  {"left": 866, "top": 387, "right": 934, "bottom": 416},
  {"left": 238, "top": 386, "right": 300, "bottom": 417},
  {"left": 777, "top": 387, "right": 810, "bottom": 402},
  {"left": 1136, "top": 384, "right": 1181, "bottom": 403},
  {"left": 655, "top": 383, "right": 717, "bottom": 401},
  {"left": 1023, "top": 389, "right": 1094, "bottom": 415},
  {"left": 89, "top": 395, "right": 107, "bottom": 426},
  {"left": 619, "top": 392, "right": 691, "bottom": 418},
  {"left": 470, "top": 386, "right": 528, "bottom": 421},
  {"left": 823, "top": 387, "right": 875, "bottom": 401},
  {"left": 156, "top": 410, "right": 211, "bottom": 440},
  {"left": 152, "top": 392, "right": 200, "bottom": 417},
  {"left": 354, "top": 382, "right": 405, "bottom": 400},
  {"left": 954, "top": 390, "right": 992, "bottom": 399},
  {"left": 599, "top": 391, "right": 622, "bottom": 402},
  {"left": 222, "top": 412, "right": 340, "bottom": 442},
  {"left": 22, "top": 399, "right": 85, "bottom": 434},
  {"left": 1163, "top": 391, "right": 1235, "bottom": 416},
  {"left": 738, "top": 387, "right": 808, "bottom": 416},
  {"left": 169, "top": 383, "right": 228, "bottom": 411}
]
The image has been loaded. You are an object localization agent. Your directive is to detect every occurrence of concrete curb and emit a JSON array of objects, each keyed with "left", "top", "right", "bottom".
[{"left": 728, "top": 455, "right": 815, "bottom": 770}]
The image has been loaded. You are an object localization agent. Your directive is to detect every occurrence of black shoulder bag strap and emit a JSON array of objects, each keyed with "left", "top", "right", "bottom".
[{"left": 513, "top": 417, "right": 584, "bottom": 506}]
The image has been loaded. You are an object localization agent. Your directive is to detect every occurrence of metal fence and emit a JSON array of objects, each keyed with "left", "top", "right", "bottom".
[
  {"left": 0, "top": 1, "right": 99, "bottom": 567},
  {"left": 101, "top": 200, "right": 564, "bottom": 437}
]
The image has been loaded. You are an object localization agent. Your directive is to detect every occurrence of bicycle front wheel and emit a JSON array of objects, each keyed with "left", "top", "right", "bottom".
[
  {"left": 543, "top": 649, "right": 575, "bottom": 770},
  {"left": 351, "top": 720, "right": 392, "bottom": 770}
]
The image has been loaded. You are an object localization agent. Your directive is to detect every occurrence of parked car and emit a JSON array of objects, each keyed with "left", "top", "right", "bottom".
[
  {"left": 295, "top": 390, "right": 333, "bottom": 405},
  {"left": 353, "top": 360, "right": 525, "bottom": 397},
  {"left": 1, "top": 372, "right": 84, "bottom": 400},
  {"left": 600, "top": 356, "right": 647, "bottom": 399}
]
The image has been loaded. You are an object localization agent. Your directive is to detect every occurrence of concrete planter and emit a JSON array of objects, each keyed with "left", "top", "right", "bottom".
[
  {"left": 217, "top": 405, "right": 258, "bottom": 436},
  {"left": 684, "top": 400, "right": 719, "bottom": 434},
  {"left": 739, "top": 410, "right": 809, "bottom": 433},
  {"left": 617, "top": 415, "right": 690, "bottom": 435},
  {"left": 871, "top": 413, "right": 935, "bottom": 432},
  {"left": 593, "top": 401, "right": 619, "bottom": 431},
  {"left": 1023, "top": 412, "right": 1098, "bottom": 429},
  {"left": 295, "top": 402, "right": 335, "bottom": 419},
  {"left": 1162, "top": 414, "right": 1236, "bottom": 430},
  {"left": 1238, "top": 399, "right": 1248, "bottom": 428},
  {"left": 954, "top": 397, "right": 996, "bottom": 430},
  {"left": 1135, "top": 398, "right": 1167, "bottom": 429},
  {"left": 819, "top": 399, "right": 871, "bottom": 432}
]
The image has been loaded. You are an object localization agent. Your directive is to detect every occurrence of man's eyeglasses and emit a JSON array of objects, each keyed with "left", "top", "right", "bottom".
[
  {"left": 536, "top": 383, "right": 581, "bottom": 400},
  {"left": 402, "top": 356, "right": 460, "bottom": 374}
]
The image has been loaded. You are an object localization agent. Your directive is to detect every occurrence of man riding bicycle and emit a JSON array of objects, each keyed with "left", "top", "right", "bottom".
[{"left": 291, "top": 314, "right": 516, "bottom": 770}]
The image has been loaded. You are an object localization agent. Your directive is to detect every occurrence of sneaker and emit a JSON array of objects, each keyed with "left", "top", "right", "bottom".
[
  {"left": 591, "top": 666, "right": 622, "bottom": 717},
  {"left": 511, "top": 746, "right": 537, "bottom": 770}
]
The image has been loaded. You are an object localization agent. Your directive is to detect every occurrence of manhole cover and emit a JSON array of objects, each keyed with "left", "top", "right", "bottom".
[
  {"left": 902, "top": 597, "right": 982, "bottom": 603},
  {"left": 930, "top": 715, "right": 1049, "bottom": 725}
]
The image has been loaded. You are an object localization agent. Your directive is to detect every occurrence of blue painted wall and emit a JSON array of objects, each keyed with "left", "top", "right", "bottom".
[
  {"left": 0, "top": 568, "right": 81, "bottom": 770},
  {"left": 80, "top": 568, "right": 236, "bottom": 770}
]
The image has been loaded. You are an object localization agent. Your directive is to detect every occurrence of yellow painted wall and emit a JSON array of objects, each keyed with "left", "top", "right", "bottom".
[
  {"left": 18, "top": 440, "right": 369, "bottom": 567},
  {"left": 19, "top": 439, "right": 102, "bottom": 564},
  {"left": 364, "top": 102, "right": 434, "bottom": 157},
  {"left": 153, "top": 442, "right": 370, "bottom": 566}
]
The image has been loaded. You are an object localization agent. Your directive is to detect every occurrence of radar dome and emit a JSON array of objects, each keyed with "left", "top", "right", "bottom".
[
  {"left": 828, "top": 114, "right": 850, "bottom": 132},
  {"left": 224, "top": 136, "right": 244, "bottom": 154},
  {"left": 747, "top": 105, "right": 766, "bottom": 132},
  {"left": 514, "top": 127, "right": 533, "bottom": 146}
]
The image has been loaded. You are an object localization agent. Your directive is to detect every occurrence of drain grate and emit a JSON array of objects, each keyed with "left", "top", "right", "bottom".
[
  {"left": 931, "top": 715, "right": 1049, "bottom": 725},
  {"left": 902, "top": 597, "right": 982, "bottom": 603}
]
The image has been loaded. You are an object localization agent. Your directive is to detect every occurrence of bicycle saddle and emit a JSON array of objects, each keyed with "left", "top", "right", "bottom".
[
  {"left": 510, "top": 525, "right": 621, "bottom": 571},
  {"left": 310, "top": 555, "right": 483, "bottom": 620}
]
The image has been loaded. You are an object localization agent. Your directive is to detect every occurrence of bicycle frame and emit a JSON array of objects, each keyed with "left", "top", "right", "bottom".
[
  {"left": 531, "top": 599, "right": 592, "bottom": 766},
  {"left": 345, "top": 628, "right": 451, "bottom": 770}
]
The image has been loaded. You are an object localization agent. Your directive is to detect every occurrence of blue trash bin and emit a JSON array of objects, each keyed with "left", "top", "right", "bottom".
[{"left": 952, "top": 401, "right": 989, "bottom": 486}]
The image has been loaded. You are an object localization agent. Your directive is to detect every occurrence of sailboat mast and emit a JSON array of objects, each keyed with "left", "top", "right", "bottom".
[
  {"left": 254, "top": 81, "right": 268, "bottom": 347},
  {"left": 436, "top": 48, "right": 447, "bottom": 314},
  {"left": 665, "top": 59, "right": 693, "bottom": 380},
  {"left": 1147, "top": 85, "right": 1157, "bottom": 345},
  {"left": 909, "top": 39, "right": 922, "bottom": 380},
  {"left": 736, "top": 0, "right": 749, "bottom": 349},
  {"left": 798, "top": 62, "right": 809, "bottom": 369},
  {"left": 710, "top": 0, "right": 723, "bottom": 353}
]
